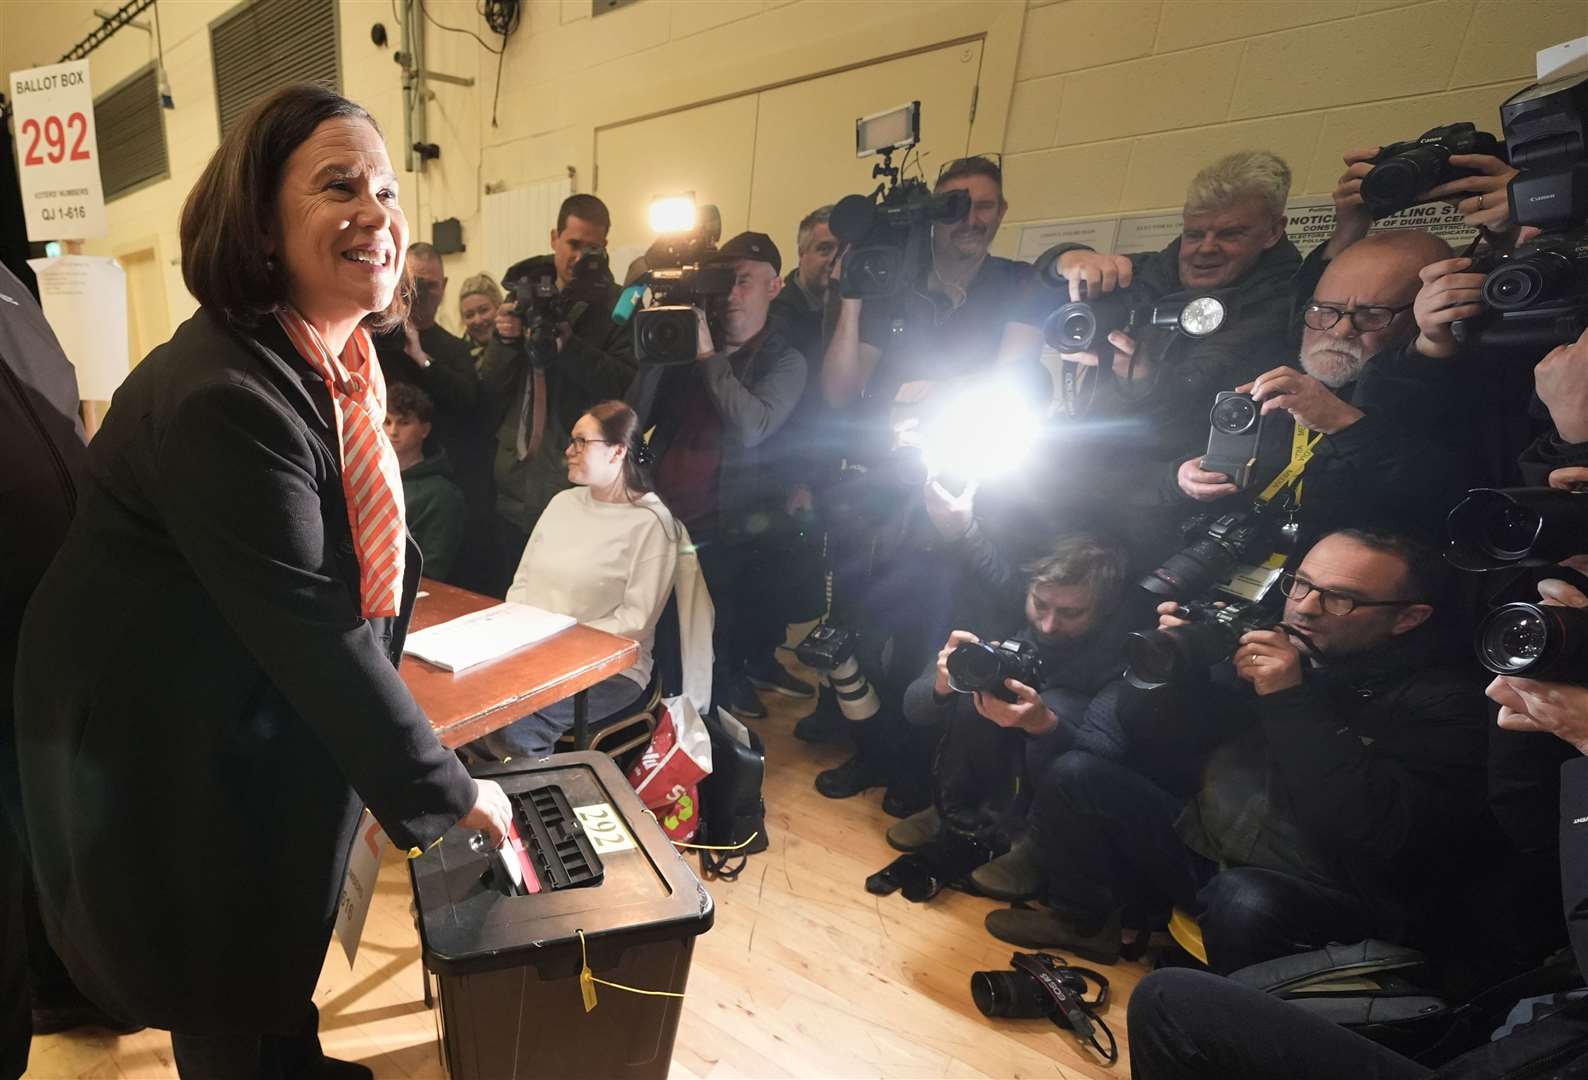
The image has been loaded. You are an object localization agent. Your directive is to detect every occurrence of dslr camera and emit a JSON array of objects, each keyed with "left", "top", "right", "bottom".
[
  {"left": 509, "top": 246, "right": 614, "bottom": 366},
  {"left": 1451, "top": 71, "right": 1588, "bottom": 351},
  {"left": 1476, "top": 599, "right": 1588, "bottom": 686},
  {"left": 1140, "top": 502, "right": 1285, "bottom": 601},
  {"left": 1125, "top": 598, "right": 1282, "bottom": 689},
  {"left": 1041, "top": 291, "right": 1228, "bottom": 360},
  {"left": 794, "top": 624, "right": 881, "bottom": 722},
  {"left": 630, "top": 261, "right": 736, "bottom": 366},
  {"left": 1360, "top": 122, "right": 1505, "bottom": 219},
  {"left": 830, "top": 101, "right": 970, "bottom": 299},
  {"left": 946, "top": 639, "right": 1047, "bottom": 703}
]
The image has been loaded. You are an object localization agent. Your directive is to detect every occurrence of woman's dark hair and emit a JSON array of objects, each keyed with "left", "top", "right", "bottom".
[
  {"left": 587, "top": 400, "right": 655, "bottom": 498},
  {"left": 179, "top": 83, "right": 411, "bottom": 331}
]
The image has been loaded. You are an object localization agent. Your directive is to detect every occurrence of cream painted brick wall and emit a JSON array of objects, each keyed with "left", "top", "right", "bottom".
[{"left": 998, "top": 0, "right": 1583, "bottom": 253}]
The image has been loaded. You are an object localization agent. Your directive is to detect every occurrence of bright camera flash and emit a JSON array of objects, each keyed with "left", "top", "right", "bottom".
[{"left": 648, "top": 194, "right": 697, "bottom": 236}]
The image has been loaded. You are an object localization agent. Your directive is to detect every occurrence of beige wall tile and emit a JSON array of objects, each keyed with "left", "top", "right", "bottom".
[
  {"left": 1004, "top": 74, "right": 1065, "bottom": 152},
  {"left": 1121, "top": 112, "right": 1326, "bottom": 208},
  {"left": 1155, "top": 0, "right": 1356, "bottom": 53},
  {"left": 1016, "top": 0, "right": 1164, "bottom": 81},
  {"left": 1003, "top": 139, "right": 1135, "bottom": 219},
  {"left": 1229, "top": 0, "right": 1477, "bottom": 119},
  {"left": 1055, "top": 41, "right": 1244, "bottom": 146},
  {"left": 1454, "top": 0, "right": 1588, "bottom": 85},
  {"left": 672, "top": 0, "right": 770, "bottom": 38}
]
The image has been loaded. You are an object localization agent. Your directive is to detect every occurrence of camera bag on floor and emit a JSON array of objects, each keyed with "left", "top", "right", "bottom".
[{"left": 696, "top": 707, "right": 769, "bottom": 880}]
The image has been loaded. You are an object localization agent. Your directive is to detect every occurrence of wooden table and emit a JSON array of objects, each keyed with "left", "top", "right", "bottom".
[{"left": 400, "top": 579, "right": 640, "bottom": 749}]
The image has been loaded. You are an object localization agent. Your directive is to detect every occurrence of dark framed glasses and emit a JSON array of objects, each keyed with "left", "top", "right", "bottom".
[
  {"left": 1302, "top": 301, "right": 1413, "bottom": 334},
  {"left": 1279, "top": 571, "right": 1417, "bottom": 616}
]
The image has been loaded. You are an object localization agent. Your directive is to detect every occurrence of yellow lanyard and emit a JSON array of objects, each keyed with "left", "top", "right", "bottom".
[{"left": 1256, "top": 421, "right": 1324, "bottom": 506}]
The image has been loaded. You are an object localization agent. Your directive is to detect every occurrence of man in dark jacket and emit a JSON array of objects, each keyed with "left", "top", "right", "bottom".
[
  {"left": 628, "top": 231, "right": 807, "bottom": 719},
  {"left": 0, "top": 262, "right": 135, "bottom": 1079},
  {"left": 483, "top": 194, "right": 635, "bottom": 592},
  {"left": 1126, "top": 562, "right": 1588, "bottom": 1079},
  {"left": 1047, "top": 152, "right": 1303, "bottom": 563},
  {"left": 990, "top": 528, "right": 1489, "bottom": 972},
  {"left": 1165, "top": 230, "right": 1460, "bottom": 553},
  {"left": 891, "top": 533, "right": 1148, "bottom": 900}
]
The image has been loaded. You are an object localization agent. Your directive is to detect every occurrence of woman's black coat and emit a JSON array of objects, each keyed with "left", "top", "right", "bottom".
[{"left": 14, "top": 308, "right": 477, "bottom": 1034}]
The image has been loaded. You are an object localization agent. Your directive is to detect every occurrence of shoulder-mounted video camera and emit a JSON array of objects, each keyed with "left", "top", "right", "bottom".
[
  {"left": 1360, "top": 122, "right": 1505, "bottom": 219},
  {"left": 630, "top": 260, "right": 736, "bottom": 367},
  {"left": 829, "top": 102, "right": 969, "bottom": 299}
]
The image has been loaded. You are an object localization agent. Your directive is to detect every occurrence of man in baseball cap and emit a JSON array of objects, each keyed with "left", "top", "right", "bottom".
[{"left": 628, "top": 229, "right": 810, "bottom": 720}]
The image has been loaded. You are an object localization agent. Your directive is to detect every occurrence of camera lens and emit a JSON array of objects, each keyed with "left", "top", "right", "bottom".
[
  {"left": 1480, "top": 504, "right": 1543, "bottom": 561},
  {"left": 1361, "top": 148, "right": 1443, "bottom": 215},
  {"left": 1140, "top": 538, "right": 1238, "bottom": 599},
  {"left": 1210, "top": 394, "right": 1258, "bottom": 435},
  {"left": 1044, "top": 302, "right": 1098, "bottom": 352},
  {"left": 1125, "top": 629, "right": 1183, "bottom": 689},
  {"left": 970, "top": 970, "right": 1054, "bottom": 1020},
  {"left": 1476, "top": 603, "right": 1588, "bottom": 682},
  {"left": 946, "top": 641, "right": 1001, "bottom": 694},
  {"left": 1483, "top": 254, "right": 1567, "bottom": 312}
]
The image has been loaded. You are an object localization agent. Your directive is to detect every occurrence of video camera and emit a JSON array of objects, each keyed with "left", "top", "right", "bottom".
[
  {"left": 508, "top": 246, "right": 614, "bottom": 366},
  {"left": 1360, "top": 122, "right": 1505, "bottom": 219},
  {"left": 829, "top": 101, "right": 970, "bottom": 299},
  {"left": 946, "top": 639, "right": 1047, "bottom": 703},
  {"left": 630, "top": 262, "right": 736, "bottom": 366},
  {"left": 1452, "top": 71, "right": 1588, "bottom": 352}
]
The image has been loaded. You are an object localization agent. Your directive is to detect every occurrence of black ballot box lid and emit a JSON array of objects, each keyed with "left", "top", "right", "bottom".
[{"left": 410, "top": 751, "right": 714, "bottom": 977}]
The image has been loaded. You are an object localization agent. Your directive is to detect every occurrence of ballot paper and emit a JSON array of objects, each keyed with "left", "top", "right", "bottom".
[{"left": 402, "top": 602, "right": 575, "bottom": 672}]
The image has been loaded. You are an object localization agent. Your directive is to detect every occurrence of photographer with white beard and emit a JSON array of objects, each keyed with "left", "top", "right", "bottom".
[{"left": 1166, "top": 230, "right": 1462, "bottom": 551}]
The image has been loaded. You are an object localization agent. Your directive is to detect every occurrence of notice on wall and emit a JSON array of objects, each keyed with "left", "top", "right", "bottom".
[
  {"left": 8, "top": 60, "right": 108, "bottom": 241},
  {"left": 1114, "top": 211, "right": 1187, "bottom": 255},
  {"left": 1016, "top": 217, "right": 1121, "bottom": 259},
  {"left": 27, "top": 256, "right": 128, "bottom": 400}
]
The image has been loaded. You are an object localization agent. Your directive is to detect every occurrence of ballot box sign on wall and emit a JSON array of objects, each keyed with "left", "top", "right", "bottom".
[{"left": 8, "top": 60, "right": 109, "bottom": 241}]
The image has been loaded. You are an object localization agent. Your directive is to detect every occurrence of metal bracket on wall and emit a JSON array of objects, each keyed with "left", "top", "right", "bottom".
[{"left": 59, "top": 0, "right": 156, "bottom": 61}]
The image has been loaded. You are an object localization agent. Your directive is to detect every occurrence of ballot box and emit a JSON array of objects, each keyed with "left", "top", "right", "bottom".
[{"left": 410, "top": 751, "right": 713, "bottom": 1080}]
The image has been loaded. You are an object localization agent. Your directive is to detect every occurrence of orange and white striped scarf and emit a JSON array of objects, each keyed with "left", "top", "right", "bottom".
[{"left": 274, "top": 307, "right": 406, "bottom": 618}]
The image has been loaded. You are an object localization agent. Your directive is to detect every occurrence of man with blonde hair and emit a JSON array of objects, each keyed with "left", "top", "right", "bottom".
[{"left": 1040, "top": 150, "right": 1304, "bottom": 559}]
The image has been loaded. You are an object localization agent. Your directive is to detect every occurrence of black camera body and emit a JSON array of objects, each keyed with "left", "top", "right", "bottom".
[
  {"left": 1501, "top": 70, "right": 1588, "bottom": 231},
  {"left": 794, "top": 624, "right": 857, "bottom": 672},
  {"left": 1125, "top": 598, "right": 1281, "bottom": 689},
  {"left": 631, "top": 263, "right": 736, "bottom": 366},
  {"left": 946, "top": 639, "right": 1047, "bottom": 703},
  {"left": 830, "top": 178, "right": 969, "bottom": 299},
  {"left": 1200, "top": 391, "right": 1265, "bottom": 490},
  {"left": 509, "top": 247, "right": 614, "bottom": 366},
  {"left": 1451, "top": 229, "right": 1588, "bottom": 353},
  {"left": 1361, "top": 122, "right": 1505, "bottom": 219},
  {"left": 1141, "top": 504, "right": 1282, "bottom": 600},
  {"left": 1042, "top": 289, "right": 1229, "bottom": 359}
]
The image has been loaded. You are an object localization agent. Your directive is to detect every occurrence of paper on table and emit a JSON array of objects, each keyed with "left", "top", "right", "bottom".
[{"left": 402, "top": 601, "right": 575, "bottom": 672}]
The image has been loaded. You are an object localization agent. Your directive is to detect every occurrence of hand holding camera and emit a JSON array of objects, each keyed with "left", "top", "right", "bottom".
[
  {"left": 1239, "top": 365, "right": 1363, "bottom": 434},
  {"left": 1327, "top": 145, "right": 1381, "bottom": 256},
  {"left": 1177, "top": 456, "right": 1240, "bottom": 502},
  {"left": 1232, "top": 627, "right": 1305, "bottom": 696},
  {"left": 1488, "top": 571, "right": 1588, "bottom": 754},
  {"left": 972, "top": 676, "right": 1058, "bottom": 736},
  {"left": 494, "top": 306, "right": 525, "bottom": 343},
  {"left": 1423, "top": 153, "right": 1520, "bottom": 237},
  {"left": 1535, "top": 326, "right": 1588, "bottom": 443},
  {"left": 934, "top": 630, "right": 982, "bottom": 697},
  {"left": 1412, "top": 256, "right": 1487, "bottom": 358},
  {"left": 923, "top": 477, "right": 976, "bottom": 541}
]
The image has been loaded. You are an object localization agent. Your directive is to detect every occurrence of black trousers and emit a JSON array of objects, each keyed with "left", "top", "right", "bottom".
[
  {"left": 694, "top": 532, "right": 788, "bottom": 676},
  {"left": 1, "top": 815, "right": 28, "bottom": 1080},
  {"left": 1128, "top": 969, "right": 1432, "bottom": 1080},
  {"left": 171, "top": 1001, "right": 327, "bottom": 1080},
  {"left": 1032, "top": 751, "right": 1376, "bottom": 974}
]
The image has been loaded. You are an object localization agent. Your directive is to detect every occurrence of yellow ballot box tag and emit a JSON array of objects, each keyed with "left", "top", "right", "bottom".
[{"left": 579, "top": 965, "right": 598, "bottom": 1013}]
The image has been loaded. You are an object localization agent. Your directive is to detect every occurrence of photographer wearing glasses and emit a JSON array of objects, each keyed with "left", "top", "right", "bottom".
[
  {"left": 989, "top": 529, "right": 1489, "bottom": 973},
  {"left": 481, "top": 194, "right": 636, "bottom": 594},
  {"left": 1169, "top": 230, "right": 1461, "bottom": 552}
]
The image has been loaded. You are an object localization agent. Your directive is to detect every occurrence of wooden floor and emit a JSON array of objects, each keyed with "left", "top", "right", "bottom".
[{"left": 23, "top": 662, "right": 1146, "bottom": 1079}]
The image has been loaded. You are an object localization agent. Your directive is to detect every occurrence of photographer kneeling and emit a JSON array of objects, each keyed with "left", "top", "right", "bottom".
[
  {"left": 990, "top": 529, "right": 1489, "bottom": 970},
  {"left": 883, "top": 534, "right": 1140, "bottom": 899}
]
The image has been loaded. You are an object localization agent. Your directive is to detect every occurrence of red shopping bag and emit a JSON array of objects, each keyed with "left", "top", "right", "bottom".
[{"left": 625, "top": 695, "right": 712, "bottom": 811}]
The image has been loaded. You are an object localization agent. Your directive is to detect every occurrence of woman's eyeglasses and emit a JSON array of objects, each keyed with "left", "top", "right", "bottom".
[{"left": 566, "top": 437, "right": 613, "bottom": 454}]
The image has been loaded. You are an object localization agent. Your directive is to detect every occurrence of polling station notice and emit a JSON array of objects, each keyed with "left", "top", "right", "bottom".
[{"left": 9, "top": 60, "right": 108, "bottom": 240}]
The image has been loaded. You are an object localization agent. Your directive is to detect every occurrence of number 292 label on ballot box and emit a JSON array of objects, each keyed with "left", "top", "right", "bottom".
[{"left": 8, "top": 60, "right": 108, "bottom": 241}]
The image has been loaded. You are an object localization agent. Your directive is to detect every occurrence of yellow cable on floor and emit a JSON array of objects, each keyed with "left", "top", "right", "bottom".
[{"left": 577, "top": 928, "right": 686, "bottom": 1013}]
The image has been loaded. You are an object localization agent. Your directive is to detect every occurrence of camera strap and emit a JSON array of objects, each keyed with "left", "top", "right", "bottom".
[
  {"left": 1009, "top": 952, "right": 1118, "bottom": 1064},
  {"left": 1256, "top": 423, "right": 1323, "bottom": 506}
]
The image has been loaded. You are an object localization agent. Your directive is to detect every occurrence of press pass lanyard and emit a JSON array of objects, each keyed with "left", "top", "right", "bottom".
[{"left": 1256, "top": 422, "right": 1324, "bottom": 507}]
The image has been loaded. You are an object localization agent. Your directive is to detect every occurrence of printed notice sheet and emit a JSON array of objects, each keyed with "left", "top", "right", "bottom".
[{"left": 402, "top": 602, "right": 575, "bottom": 672}]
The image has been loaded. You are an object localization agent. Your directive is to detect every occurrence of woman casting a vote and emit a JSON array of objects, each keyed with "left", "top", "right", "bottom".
[{"left": 14, "top": 85, "right": 510, "bottom": 1079}]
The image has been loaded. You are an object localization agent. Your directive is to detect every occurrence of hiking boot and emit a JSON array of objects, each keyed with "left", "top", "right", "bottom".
[
  {"left": 885, "top": 806, "right": 942, "bottom": 852},
  {"left": 970, "top": 837, "right": 1044, "bottom": 902},
  {"left": 794, "top": 683, "right": 847, "bottom": 743},
  {"left": 984, "top": 906, "right": 1122, "bottom": 965},
  {"left": 746, "top": 656, "right": 815, "bottom": 699},
  {"left": 815, "top": 749, "right": 891, "bottom": 798}
]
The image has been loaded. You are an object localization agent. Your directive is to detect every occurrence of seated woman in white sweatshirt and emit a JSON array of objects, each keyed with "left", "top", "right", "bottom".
[{"left": 479, "top": 400, "right": 679, "bottom": 758}]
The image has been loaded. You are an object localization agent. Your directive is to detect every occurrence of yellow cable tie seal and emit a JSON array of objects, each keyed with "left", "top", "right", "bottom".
[
  {"left": 405, "top": 835, "right": 446, "bottom": 860},
  {"left": 576, "top": 928, "right": 686, "bottom": 1014},
  {"left": 638, "top": 809, "right": 760, "bottom": 852}
]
